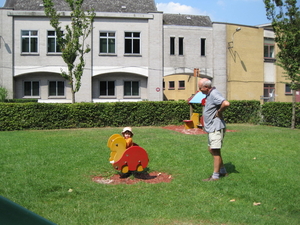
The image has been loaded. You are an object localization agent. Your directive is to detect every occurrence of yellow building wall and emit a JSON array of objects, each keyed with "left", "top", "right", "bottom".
[
  {"left": 226, "top": 25, "right": 265, "bottom": 101},
  {"left": 275, "top": 62, "right": 293, "bottom": 102},
  {"left": 163, "top": 74, "right": 199, "bottom": 101}
]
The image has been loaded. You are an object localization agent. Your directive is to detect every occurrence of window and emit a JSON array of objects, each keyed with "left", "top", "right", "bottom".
[
  {"left": 263, "top": 84, "right": 275, "bottom": 102},
  {"left": 264, "top": 38, "right": 275, "bottom": 59},
  {"left": 22, "top": 30, "right": 38, "bottom": 53},
  {"left": 285, "top": 84, "right": 292, "bottom": 95},
  {"left": 178, "top": 80, "right": 185, "bottom": 89},
  {"left": 179, "top": 37, "right": 184, "bottom": 55},
  {"left": 47, "top": 31, "right": 62, "bottom": 53},
  {"left": 169, "top": 81, "right": 175, "bottom": 89},
  {"left": 170, "top": 37, "right": 175, "bottom": 55},
  {"left": 200, "top": 38, "right": 206, "bottom": 56},
  {"left": 100, "top": 32, "right": 115, "bottom": 54},
  {"left": 124, "top": 32, "right": 140, "bottom": 54},
  {"left": 124, "top": 81, "right": 139, "bottom": 96},
  {"left": 24, "top": 81, "right": 39, "bottom": 96},
  {"left": 163, "top": 81, "right": 165, "bottom": 89},
  {"left": 100, "top": 81, "right": 115, "bottom": 96},
  {"left": 49, "top": 81, "right": 65, "bottom": 96}
]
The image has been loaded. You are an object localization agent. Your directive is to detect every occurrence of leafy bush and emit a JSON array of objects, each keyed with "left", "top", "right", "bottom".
[
  {"left": 225, "top": 100, "right": 261, "bottom": 124},
  {"left": 3, "top": 100, "right": 295, "bottom": 131},
  {"left": 261, "top": 102, "right": 300, "bottom": 128},
  {"left": 0, "top": 87, "right": 8, "bottom": 102},
  {"left": 4, "top": 99, "right": 38, "bottom": 103}
]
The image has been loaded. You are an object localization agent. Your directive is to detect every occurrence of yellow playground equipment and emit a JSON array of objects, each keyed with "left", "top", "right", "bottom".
[
  {"left": 183, "top": 113, "right": 201, "bottom": 129},
  {"left": 107, "top": 134, "right": 149, "bottom": 174}
]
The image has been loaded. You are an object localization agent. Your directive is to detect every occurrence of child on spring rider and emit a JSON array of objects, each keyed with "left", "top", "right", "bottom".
[{"left": 122, "top": 127, "right": 134, "bottom": 149}]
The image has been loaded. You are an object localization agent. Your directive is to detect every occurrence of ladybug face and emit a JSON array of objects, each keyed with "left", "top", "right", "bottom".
[
  {"left": 111, "top": 137, "right": 126, "bottom": 154},
  {"left": 108, "top": 134, "right": 127, "bottom": 163}
]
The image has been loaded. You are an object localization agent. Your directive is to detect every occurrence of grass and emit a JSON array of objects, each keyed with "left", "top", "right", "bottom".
[{"left": 0, "top": 124, "right": 300, "bottom": 225}]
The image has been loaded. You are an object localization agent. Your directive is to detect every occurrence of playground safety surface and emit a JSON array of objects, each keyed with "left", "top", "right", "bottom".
[
  {"left": 162, "top": 125, "right": 237, "bottom": 135},
  {"left": 93, "top": 171, "right": 172, "bottom": 185}
]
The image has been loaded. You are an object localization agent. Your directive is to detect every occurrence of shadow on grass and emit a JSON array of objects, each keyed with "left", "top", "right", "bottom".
[
  {"left": 224, "top": 162, "right": 239, "bottom": 175},
  {"left": 119, "top": 168, "right": 156, "bottom": 180}
]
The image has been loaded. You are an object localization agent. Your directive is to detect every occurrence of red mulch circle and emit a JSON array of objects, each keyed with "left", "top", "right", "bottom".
[
  {"left": 92, "top": 171, "right": 172, "bottom": 185},
  {"left": 162, "top": 125, "right": 207, "bottom": 135},
  {"left": 162, "top": 125, "right": 237, "bottom": 135}
]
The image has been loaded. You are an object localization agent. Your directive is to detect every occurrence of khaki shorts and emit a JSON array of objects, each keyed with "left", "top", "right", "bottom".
[{"left": 208, "top": 128, "right": 226, "bottom": 149}]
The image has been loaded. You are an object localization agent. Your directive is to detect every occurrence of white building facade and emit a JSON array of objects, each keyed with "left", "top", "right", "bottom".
[{"left": 0, "top": 0, "right": 168, "bottom": 103}]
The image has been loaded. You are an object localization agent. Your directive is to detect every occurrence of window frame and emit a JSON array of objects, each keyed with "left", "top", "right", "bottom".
[
  {"left": 200, "top": 38, "right": 206, "bottom": 56},
  {"left": 99, "top": 31, "right": 116, "bottom": 54},
  {"left": 285, "top": 84, "right": 293, "bottom": 95},
  {"left": 263, "top": 84, "right": 275, "bottom": 103},
  {"left": 124, "top": 32, "right": 141, "bottom": 55},
  {"left": 23, "top": 81, "right": 40, "bottom": 97},
  {"left": 48, "top": 80, "right": 65, "bottom": 97},
  {"left": 178, "top": 37, "right": 184, "bottom": 55},
  {"left": 264, "top": 38, "right": 275, "bottom": 61},
  {"left": 123, "top": 80, "right": 140, "bottom": 97},
  {"left": 47, "top": 30, "right": 63, "bottom": 54},
  {"left": 169, "top": 81, "right": 175, "bottom": 90},
  {"left": 170, "top": 37, "right": 175, "bottom": 55},
  {"left": 99, "top": 80, "right": 116, "bottom": 97},
  {"left": 21, "top": 30, "right": 39, "bottom": 54},
  {"left": 178, "top": 80, "right": 185, "bottom": 90}
]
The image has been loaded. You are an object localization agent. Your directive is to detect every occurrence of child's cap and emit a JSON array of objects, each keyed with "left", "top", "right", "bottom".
[{"left": 122, "top": 127, "right": 133, "bottom": 136}]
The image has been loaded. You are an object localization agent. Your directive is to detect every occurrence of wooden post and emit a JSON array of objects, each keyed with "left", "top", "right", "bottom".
[
  {"left": 194, "top": 68, "right": 200, "bottom": 94},
  {"left": 192, "top": 68, "right": 200, "bottom": 118}
]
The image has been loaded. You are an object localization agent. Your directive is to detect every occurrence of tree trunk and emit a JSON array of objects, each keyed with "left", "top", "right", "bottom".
[
  {"left": 70, "top": 78, "right": 75, "bottom": 104},
  {"left": 71, "top": 90, "right": 75, "bottom": 104}
]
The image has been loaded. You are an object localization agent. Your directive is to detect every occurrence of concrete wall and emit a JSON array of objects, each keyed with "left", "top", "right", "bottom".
[
  {"left": 275, "top": 60, "right": 293, "bottom": 102},
  {"left": 163, "top": 24, "right": 213, "bottom": 100},
  {"left": 163, "top": 74, "right": 199, "bottom": 101},
  {"left": 212, "top": 23, "right": 227, "bottom": 98},
  {"left": 147, "top": 12, "right": 163, "bottom": 101},
  {"left": 6, "top": 11, "right": 163, "bottom": 102},
  {"left": 163, "top": 25, "right": 213, "bottom": 77},
  {"left": 226, "top": 24, "right": 264, "bottom": 101},
  {"left": 91, "top": 12, "right": 163, "bottom": 102},
  {"left": 0, "top": 9, "right": 14, "bottom": 99}
]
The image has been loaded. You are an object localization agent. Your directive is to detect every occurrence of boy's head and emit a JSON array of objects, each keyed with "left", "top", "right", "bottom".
[{"left": 122, "top": 127, "right": 133, "bottom": 138}]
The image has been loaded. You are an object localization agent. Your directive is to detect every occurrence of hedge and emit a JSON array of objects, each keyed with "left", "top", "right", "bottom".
[
  {"left": 261, "top": 102, "right": 300, "bottom": 128},
  {"left": 224, "top": 100, "right": 261, "bottom": 124},
  {"left": 0, "top": 101, "right": 191, "bottom": 131},
  {"left": 0, "top": 100, "right": 298, "bottom": 131},
  {"left": 4, "top": 99, "right": 38, "bottom": 103}
]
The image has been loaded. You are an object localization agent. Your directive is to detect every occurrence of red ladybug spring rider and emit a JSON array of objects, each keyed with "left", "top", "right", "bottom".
[{"left": 107, "top": 131, "right": 149, "bottom": 174}]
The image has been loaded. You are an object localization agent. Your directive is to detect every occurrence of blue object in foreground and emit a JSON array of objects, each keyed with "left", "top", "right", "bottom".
[
  {"left": 0, "top": 195, "right": 56, "bottom": 225},
  {"left": 189, "top": 92, "right": 206, "bottom": 104}
]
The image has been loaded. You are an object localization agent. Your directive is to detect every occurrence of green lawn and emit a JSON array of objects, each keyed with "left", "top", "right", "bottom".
[{"left": 1, "top": 124, "right": 300, "bottom": 225}]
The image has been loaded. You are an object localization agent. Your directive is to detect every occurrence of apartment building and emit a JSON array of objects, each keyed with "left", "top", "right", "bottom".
[
  {"left": 0, "top": 0, "right": 297, "bottom": 103},
  {"left": 1, "top": 0, "right": 163, "bottom": 103}
]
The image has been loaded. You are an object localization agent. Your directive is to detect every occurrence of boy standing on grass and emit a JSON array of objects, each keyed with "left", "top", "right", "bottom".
[
  {"left": 122, "top": 127, "right": 134, "bottom": 148},
  {"left": 198, "top": 78, "right": 230, "bottom": 181}
]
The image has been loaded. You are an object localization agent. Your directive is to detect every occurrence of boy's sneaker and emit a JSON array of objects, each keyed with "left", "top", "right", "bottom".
[{"left": 202, "top": 176, "right": 219, "bottom": 182}]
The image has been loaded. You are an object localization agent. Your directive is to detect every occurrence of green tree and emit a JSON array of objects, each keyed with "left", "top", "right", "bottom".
[
  {"left": 264, "top": 0, "right": 300, "bottom": 129},
  {"left": 43, "top": 0, "right": 95, "bottom": 103},
  {"left": 0, "top": 86, "right": 8, "bottom": 102}
]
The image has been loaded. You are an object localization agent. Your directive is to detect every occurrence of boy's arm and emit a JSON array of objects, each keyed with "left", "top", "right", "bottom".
[{"left": 125, "top": 138, "right": 133, "bottom": 148}]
